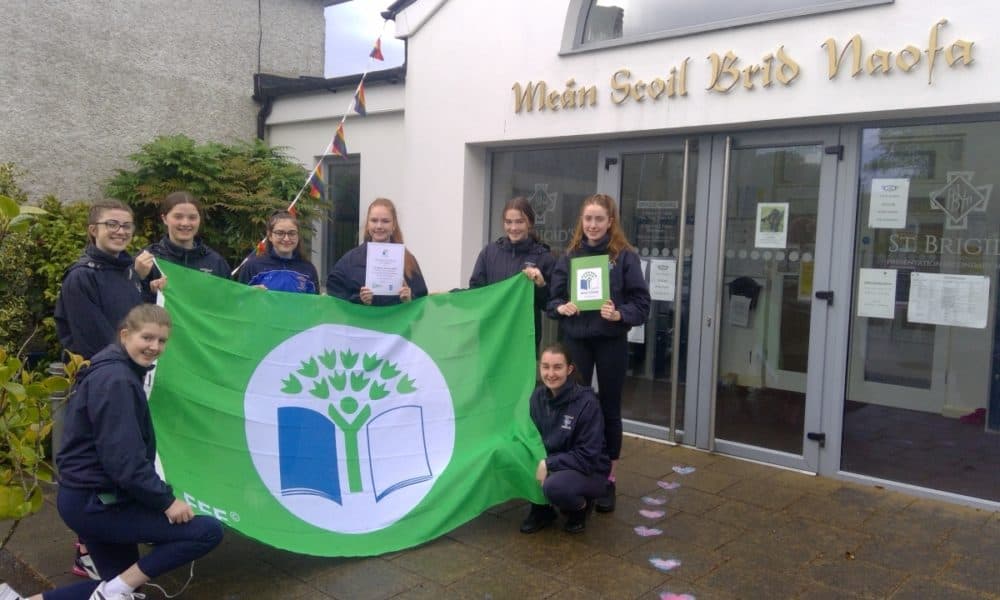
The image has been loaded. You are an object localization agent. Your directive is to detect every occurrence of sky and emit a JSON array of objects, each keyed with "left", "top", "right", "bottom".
[{"left": 325, "top": 0, "right": 405, "bottom": 78}]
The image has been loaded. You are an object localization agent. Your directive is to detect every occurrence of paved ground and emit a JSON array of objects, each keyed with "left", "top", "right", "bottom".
[{"left": 2, "top": 437, "right": 998, "bottom": 599}]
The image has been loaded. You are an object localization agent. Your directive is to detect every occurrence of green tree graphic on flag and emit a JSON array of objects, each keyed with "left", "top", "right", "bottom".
[{"left": 281, "top": 349, "right": 417, "bottom": 493}]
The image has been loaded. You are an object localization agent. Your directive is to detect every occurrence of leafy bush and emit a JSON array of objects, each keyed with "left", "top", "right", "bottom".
[
  {"left": 106, "top": 135, "right": 330, "bottom": 266},
  {"left": 0, "top": 348, "right": 81, "bottom": 544}
]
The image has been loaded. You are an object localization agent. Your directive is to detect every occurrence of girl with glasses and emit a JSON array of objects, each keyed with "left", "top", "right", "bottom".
[
  {"left": 237, "top": 210, "right": 319, "bottom": 294},
  {"left": 327, "top": 198, "right": 428, "bottom": 305},
  {"left": 53, "top": 199, "right": 166, "bottom": 581}
]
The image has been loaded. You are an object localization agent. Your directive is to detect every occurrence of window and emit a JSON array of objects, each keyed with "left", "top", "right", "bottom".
[
  {"left": 563, "top": 0, "right": 893, "bottom": 52},
  {"left": 321, "top": 157, "right": 361, "bottom": 277}
]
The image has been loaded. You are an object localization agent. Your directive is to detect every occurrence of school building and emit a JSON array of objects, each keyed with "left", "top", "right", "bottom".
[{"left": 259, "top": 0, "right": 1000, "bottom": 509}]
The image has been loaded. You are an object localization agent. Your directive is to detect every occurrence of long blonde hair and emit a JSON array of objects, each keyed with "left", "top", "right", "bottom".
[
  {"left": 363, "top": 198, "right": 419, "bottom": 278},
  {"left": 567, "top": 194, "right": 634, "bottom": 262}
]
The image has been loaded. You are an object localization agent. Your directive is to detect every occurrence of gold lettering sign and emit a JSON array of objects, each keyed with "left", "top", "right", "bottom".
[{"left": 511, "top": 19, "right": 975, "bottom": 114}]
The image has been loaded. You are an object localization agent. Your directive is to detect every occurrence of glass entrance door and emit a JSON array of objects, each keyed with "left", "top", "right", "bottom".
[
  {"left": 705, "top": 130, "right": 841, "bottom": 471},
  {"left": 600, "top": 140, "right": 700, "bottom": 441}
]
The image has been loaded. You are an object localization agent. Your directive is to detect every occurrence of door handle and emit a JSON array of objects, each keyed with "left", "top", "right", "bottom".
[{"left": 815, "top": 290, "right": 834, "bottom": 306}]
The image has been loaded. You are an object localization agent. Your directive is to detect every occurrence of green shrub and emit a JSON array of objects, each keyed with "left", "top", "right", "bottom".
[{"left": 106, "top": 135, "right": 330, "bottom": 266}]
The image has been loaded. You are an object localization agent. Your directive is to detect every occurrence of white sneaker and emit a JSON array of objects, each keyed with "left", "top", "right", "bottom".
[
  {"left": 88, "top": 582, "right": 146, "bottom": 600},
  {"left": 0, "top": 583, "right": 26, "bottom": 600}
]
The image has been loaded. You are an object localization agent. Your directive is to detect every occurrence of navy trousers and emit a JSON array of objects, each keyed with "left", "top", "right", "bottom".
[
  {"left": 562, "top": 334, "right": 628, "bottom": 460},
  {"left": 44, "top": 487, "right": 223, "bottom": 600},
  {"left": 542, "top": 469, "right": 609, "bottom": 511}
]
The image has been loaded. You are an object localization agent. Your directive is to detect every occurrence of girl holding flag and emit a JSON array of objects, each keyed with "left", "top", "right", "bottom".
[
  {"left": 469, "top": 196, "right": 554, "bottom": 353},
  {"left": 144, "top": 191, "right": 230, "bottom": 282},
  {"left": 327, "top": 198, "right": 428, "bottom": 305},
  {"left": 546, "top": 194, "right": 650, "bottom": 514},
  {"left": 238, "top": 210, "right": 320, "bottom": 294},
  {"left": 19, "top": 304, "right": 224, "bottom": 600}
]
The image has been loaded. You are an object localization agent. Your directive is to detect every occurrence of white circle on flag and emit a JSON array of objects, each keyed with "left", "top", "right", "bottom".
[{"left": 244, "top": 324, "right": 454, "bottom": 533}]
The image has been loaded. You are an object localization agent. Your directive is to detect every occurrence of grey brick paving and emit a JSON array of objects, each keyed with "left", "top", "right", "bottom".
[{"left": 2, "top": 437, "right": 997, "bottom": 599}]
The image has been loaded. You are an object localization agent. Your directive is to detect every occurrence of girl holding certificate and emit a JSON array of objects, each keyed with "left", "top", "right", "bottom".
[
  {"left": 327, "top": 198, "right": 428, "bottom": 305},
  {"left": 470, "top": 196, "right": 555, "bottom": 352},
  {"left": 546, "top": 194, "right": 650, "bottom": 514},
  {"left": 238, "top": 210, "right": 320, "bottom": 294}
]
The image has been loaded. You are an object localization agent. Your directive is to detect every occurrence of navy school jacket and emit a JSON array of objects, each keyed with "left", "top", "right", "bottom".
[
  {"left": 238, "top": 246, "right": 319, "bottom": 294},
  {"left": 56, "top": 344, "right": 175, "bottom": 511},
  {"left": 326, "top": 242, "right": 428, "bottom": 306},
  {"left": 146, "top": 236, "right": 231, "bottom": 279},
  {"left": 54, "top": 245, "right": 146, "bottom": 359},
  {"left": 530, "top": 382, "right": 611, "bottom": 476},
  {"left": 546, "top": 236, "right": 651, "bottom": 339}
]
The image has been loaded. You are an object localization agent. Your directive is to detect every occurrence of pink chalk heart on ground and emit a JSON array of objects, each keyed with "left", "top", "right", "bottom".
[
  {"left": 633, "top": 525, "right": 663, "bottom": 537},
  {"left": 672, "top": 466, "right": 696, "bottom": 475},
  {"left": 649, "top": 557, "right": 682, "bottom": 572},
  {"left": 642, "top": 496, "right": 667, "bottom": 505},
  {"left": 660, "top": 593, "right": 695, "bottom": 600},
  {"left": 657, "top": 481, "right": 681, "bottom": 490},
  {"left": 639, "top": 509, "right": 666, "bottom": 519}
]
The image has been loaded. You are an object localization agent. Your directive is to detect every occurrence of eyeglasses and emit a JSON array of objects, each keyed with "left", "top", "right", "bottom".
[
  {"left": 93, "top": 220, "right": 135, "bottom": 233},
  {"left": 271, "top": 230, "right": 299, "bottom": 239}
]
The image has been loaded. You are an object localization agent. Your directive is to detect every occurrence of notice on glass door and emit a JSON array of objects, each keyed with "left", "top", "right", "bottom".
[
  {"left": 856, "top": 268, "right": 897, "bottom": 319},
  {"left": 907, "top": 273, "right": 990, "bottom": 329},
  {"left": 649, "top": 258, "right": 676, "bottom": 302},
  {"left": 754, "top": 202, "right": 788, "bottom": 249},
  {"left": 868, "top": 178, "right": 910, "bottom": 229}
]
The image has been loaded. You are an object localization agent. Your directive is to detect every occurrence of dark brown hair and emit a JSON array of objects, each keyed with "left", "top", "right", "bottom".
[
  {"left": 159, "top": 191, "right": 203, "bottom": 217},
  {"left": 87, "top": 200, "right": 133, "bottom": 243},
  {"left": 502, "top": 196, "right": 539, "bottom": 241},
  {"left": 266, "top": 210, "right": 304, "bottom": 255}
]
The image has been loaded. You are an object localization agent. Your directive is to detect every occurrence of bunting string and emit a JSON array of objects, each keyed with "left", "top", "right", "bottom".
[{"left": 231, "top": 19, "right": 390, "bottom": 276}]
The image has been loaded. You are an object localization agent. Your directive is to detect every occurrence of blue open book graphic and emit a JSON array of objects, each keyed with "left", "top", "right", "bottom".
[
  {"left": 366, "top": 405, "right": 433, "bottom": 502},
  {"left": 277, "top": 407, "right": 342, "bottom": 504}
]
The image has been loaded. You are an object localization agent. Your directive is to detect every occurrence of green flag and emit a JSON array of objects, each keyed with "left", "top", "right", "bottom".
[{"left": 149, "top": 261, "right": 546, "bottom": 556}]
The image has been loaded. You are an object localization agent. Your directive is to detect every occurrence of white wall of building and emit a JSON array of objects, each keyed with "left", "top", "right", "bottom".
[
  {"left": 266, "top": 82, "right": 406, "bottom": 276},
  {"left": 396, "top": 0, "right": 998, "bottom": 292},
  {"left": 267, "top": 0, "right": 1000, "bottom": 294}
]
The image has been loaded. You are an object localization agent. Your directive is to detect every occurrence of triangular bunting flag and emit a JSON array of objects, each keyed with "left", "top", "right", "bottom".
[
  {"left": 353, "top": 82, "right": 367, "bottom": 117},
  {"left": 329, "top": 123, "right": 348, "bottom": 158},
  {"left": 307, "top": 165, "right": 324, "bottom": 199},
  {"left": 370, "top": 38, "right": 384, "bottom": 61}
]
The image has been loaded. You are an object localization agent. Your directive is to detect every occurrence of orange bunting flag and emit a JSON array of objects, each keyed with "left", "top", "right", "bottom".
[
  {"left": 353, "top": 82, "right": 367, "bottom": 117},
  {"left": 329, "top": 123, "right": 348, "bottom": 158},
  {"left": 369, "top": 37, "right": 384, "bottom": 61},
  {"left": 288, "top": 205, "right": 298, "bottom": 217},
  {"left": 256, "top": 240, "right": 267, "bottom": 255}
]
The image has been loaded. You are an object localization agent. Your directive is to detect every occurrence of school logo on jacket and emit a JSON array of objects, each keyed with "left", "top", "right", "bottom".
[{"left": 243, "top": 324, "right": 455, "bottom": 533}]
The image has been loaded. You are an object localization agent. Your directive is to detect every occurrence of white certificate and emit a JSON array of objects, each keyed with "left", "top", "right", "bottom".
[
  {"left": 365, "top": 242, "right": 405, "bottom": 296},
  {"left": 868, "top": 178, "right": 910, "bottom": 229},
  {"left": 754, "top": 202, "right": 789, "bottom": 249},
  {"left": 856, "top": 268, "right": 897, "bottom": 319},
  {"left": 649, "top": 259, "right": 676, "bottom": 302},
  {"left": 907, "top": 273, "right": 990, "bottom": 329}
]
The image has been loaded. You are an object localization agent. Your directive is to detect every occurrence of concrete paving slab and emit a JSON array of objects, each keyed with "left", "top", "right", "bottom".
[{"left": 2, "top": 436, "right": 997, "bottom": 600}]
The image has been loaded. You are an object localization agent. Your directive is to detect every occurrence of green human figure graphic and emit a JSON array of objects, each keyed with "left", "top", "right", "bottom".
[
  {"left": 280, "top": 348, "right": 418, "bottom": 496},
  {"left": 327, "top": 397, "right": 371, "bottom": 493}
]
